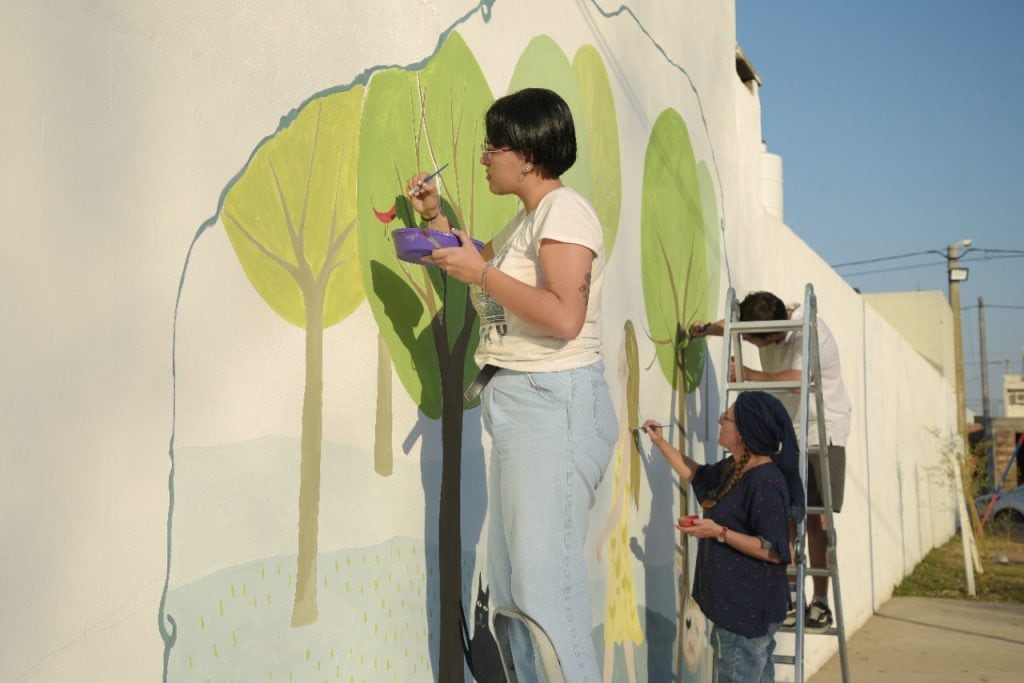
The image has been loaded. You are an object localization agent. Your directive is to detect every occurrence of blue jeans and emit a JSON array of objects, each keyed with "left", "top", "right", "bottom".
[
  {"left": 482, "top": 361, "right": 617, "bottom": 682},
  {"left": 711, "top": 622, "right": 781, "bottom": 683}
]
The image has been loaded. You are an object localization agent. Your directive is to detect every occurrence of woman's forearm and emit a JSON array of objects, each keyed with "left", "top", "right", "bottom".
[
  {"left": 717, "top": 524, "right": 783, "bottom": 563},
  {"left": 650, "top": 438, "right": 699, "bottom": 482}
]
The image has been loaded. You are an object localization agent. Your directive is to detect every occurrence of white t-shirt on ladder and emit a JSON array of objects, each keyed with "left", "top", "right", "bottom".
[{"left": 757, "top": 304, "right": 852, "bottom": 448}]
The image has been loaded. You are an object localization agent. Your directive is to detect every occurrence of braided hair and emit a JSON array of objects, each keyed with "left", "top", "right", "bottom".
[{"left": 700, "top": 443, "right": 751, "bottom": 510}]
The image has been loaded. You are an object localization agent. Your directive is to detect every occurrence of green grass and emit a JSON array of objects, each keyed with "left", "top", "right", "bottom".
[{"left": 894, "top": 525, "right": 1024, "bottom": 602}]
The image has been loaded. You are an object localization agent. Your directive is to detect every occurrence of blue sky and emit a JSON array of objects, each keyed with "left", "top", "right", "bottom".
[{"left": 735, "top": 1, "right": 1024, "bottom": 418}]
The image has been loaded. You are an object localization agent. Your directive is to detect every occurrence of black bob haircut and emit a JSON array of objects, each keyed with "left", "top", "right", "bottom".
[
  {"left": 739, "top": 291, "right": 787, "bottom": 339},
  {"left": 485, "top": 88, "right": 577, "bottom": 178}
]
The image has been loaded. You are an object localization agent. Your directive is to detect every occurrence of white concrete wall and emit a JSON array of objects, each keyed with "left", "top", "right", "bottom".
[
  {"left": 863, "top": 291, "right": 955, "bottom": 381},
  {"left": 1, "top": 1, "right": 957, "bottom": 680}
]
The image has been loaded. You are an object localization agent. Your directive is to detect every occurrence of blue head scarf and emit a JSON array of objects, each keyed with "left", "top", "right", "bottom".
[{"left": 733, "top": 391, "right": 806, "bottom": 521}]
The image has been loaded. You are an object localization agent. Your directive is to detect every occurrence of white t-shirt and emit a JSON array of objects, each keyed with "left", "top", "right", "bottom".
[
  {"left": 472, "top": 186, "right": 604, "bottom": 371},
  {"left": 757, "top": 304, "right": 852, "bottom": 447}
]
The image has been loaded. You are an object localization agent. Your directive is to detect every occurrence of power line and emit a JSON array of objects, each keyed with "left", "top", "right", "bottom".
[
  {"left": 965, "top": 359, "right": 1023, "bottom": 367},
  {"left": 831, "top": 246, "right": 1024, "bottom": 270},
  {"left": 968, "top": 248, "right": 1024, "bottom": 255},
  {"left": 836, "top": 254, "right": 1024, "bottom": 278},
  {"left": 961, "top": 253, "right": 1024, "bottom": 263},
  {"left": 830, "top": 249, "right": 944, "bottom": 268},
  {"left": 839, "top": 262, "right": 942, "bottom": 277},
  {"left": 961, "top": 304, "right": 1024, "bottom": 311}
]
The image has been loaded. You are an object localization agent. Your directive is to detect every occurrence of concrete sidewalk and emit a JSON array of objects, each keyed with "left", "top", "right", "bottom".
[{"left": 808, "top": 596, "right": 1024, "bottom": 682}]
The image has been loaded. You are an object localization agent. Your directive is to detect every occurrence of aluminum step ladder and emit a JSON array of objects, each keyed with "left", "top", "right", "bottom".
[
  {"left": 717, "top": 284, "right": 850, "bottom": 683},
  {"left": 493, "top": 606, "right": 565, "bottom": 683}
]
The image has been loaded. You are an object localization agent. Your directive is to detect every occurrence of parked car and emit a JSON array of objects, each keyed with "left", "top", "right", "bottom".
[{"left": 975, "top": 484, "right": 1024, "bottom": 526}]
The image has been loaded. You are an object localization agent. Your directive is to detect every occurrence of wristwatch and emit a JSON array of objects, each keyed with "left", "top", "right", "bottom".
[{"left": 716, "top": 526, "right": 729, "bottom": 544}]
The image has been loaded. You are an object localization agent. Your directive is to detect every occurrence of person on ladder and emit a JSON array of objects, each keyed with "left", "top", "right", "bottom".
[
  {"left": 410, "top": 87, "right": 617, "bottom": 682},
  {"left": 690, "top": 291, "right": 852, "bottom": 632}
]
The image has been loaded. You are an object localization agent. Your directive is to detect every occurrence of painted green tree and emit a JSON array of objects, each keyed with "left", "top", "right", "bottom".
[
  {"left": 507, "top": 36, "right": 593, "bottom": 200},
  {"left": 220, "top": 88, "right": 365, "bottom": 627},
  {"left": 357, "top": 33, "right": 506, "bottom": 683},
  {"left": 696, "top": 160, "right": 721, "bottom": 339},
  {"left": 639, "top": 107, "right": 720, "bottom": 680},
  {"left": 642, "top": 109, "right": 718, "bottom": 402}
]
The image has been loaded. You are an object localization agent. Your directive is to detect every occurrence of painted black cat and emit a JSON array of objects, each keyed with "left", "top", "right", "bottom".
[{"left": 459, "top": 575, "right": 506, "bottom": 683}]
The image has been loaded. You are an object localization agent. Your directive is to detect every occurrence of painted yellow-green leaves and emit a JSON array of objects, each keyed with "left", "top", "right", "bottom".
[
  {"left": 572, "top": 44, "right": 622, "bottom": 257},
  {"left": 641, "top": 109, "right": 718, "bottom": 393},
  {"left": 222, "top": 89, "right": 364, "bottom": 329}
]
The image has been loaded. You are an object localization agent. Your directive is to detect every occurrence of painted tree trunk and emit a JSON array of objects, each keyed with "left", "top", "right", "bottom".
[
  {"left": 292, "top": 288, "right": 325, "bottom": 627},
  {"left": 435, "top": 296, "right": 471, "bottom": 683},
  {"left": 438, "top": 369, "right": 466, "bottom": 682},
  {"left": 674, "top": 366, "right": 690, "bottom": 682},
  {"left": 374, "top": 331, "right": 394, "bottom": 477}
]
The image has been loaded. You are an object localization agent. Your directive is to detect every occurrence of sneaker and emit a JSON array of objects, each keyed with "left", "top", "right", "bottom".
[
  {"left": 782, "top": 592, "right": 800, "bottom": 628},
  {"left": 805, "top": 602, "right": 833, "bottom": 632}
]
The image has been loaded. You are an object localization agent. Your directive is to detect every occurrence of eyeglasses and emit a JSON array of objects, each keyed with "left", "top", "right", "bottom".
[{"left": 480, "top": 143, "right": 513, "bottom": 155}]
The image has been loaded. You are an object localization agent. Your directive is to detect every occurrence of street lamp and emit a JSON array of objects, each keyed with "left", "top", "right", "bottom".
[{"left": 949, "top": 267, "right": 969, "bottom": 282}]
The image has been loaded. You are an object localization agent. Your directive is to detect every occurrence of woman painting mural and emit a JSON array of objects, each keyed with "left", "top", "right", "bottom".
[
  {"left": 408, "top": 87, "right": 616, "bottom": 681},
  {"left": 643, "top": 391, "right": 799, "bottom": 683}
]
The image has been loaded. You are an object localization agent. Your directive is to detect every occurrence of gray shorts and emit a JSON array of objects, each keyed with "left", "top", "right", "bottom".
[{"left": 807, "top": 445, "right": 845, "bottom": 513}]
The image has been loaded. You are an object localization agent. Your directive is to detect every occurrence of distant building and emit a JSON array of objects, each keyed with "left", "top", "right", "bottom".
[
  {"left": 863, "top": 292, "right": 1024, "bottom": 487},
  {"left": 1005, "top": 374, "right": 1024, "bottom": 418},
  {"left": 993, "top": 374, "right": 1024, "bottom": 488},
  {"left": 862, "top": 291, "right": 955, "bottom": 385}
]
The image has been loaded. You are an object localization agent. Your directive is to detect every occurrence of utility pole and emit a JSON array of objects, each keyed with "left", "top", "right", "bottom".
[
  {"left": 979, "top": 296, "right": 994, "bottom": 487},
  {"left": 947, "top": 241, "right": 970, "bottom": 439},
  {"left": 947, "top": 239, "right": 978, "bottom": 595}
]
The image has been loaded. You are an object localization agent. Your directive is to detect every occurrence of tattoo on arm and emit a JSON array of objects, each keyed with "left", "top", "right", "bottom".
[{"left": 578, "top": 271, "right": 592, "bottom": 303}]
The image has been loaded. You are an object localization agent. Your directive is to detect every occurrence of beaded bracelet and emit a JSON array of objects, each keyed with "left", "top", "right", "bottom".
[{"left": 480, "top": 263, "right": 492, "bottom": 296}]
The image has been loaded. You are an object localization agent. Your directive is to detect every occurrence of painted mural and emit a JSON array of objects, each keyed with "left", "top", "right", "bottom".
[
  {"left": 160, "top": 5, "right": 723, "bottom": 682},
  {"left": 594, "top": 321, "right": 644, "bottom": 682}
]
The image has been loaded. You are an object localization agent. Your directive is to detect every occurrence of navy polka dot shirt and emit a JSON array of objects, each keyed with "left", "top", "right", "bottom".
[{"left": 690, "top": 457, "right": 791, "bottom": 638}]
